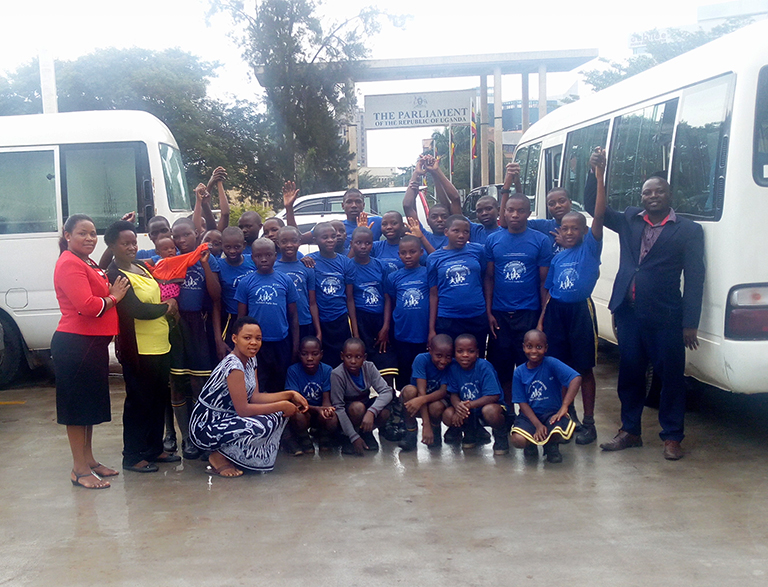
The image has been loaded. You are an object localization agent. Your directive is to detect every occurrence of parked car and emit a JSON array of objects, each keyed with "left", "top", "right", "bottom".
[{"left": 462, "top": 184, "right": 537, "bottom": 222}]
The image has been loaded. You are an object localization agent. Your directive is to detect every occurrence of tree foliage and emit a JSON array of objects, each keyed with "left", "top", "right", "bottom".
[{"left": 581, "top": 19, "right": 752, "bottom": 92}]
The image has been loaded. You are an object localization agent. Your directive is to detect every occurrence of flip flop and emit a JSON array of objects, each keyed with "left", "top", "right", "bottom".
[
  {"left": 90, "top": 463, "right": 119, "bottom": 477},
  {"left": 207, "top": 463, "right": 243, "bottom": 478},
  {"left": 71, "top": 471, "right": 110, "bottom": 490}
]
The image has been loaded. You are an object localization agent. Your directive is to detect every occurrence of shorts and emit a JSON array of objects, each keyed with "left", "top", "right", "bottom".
[
  {"left": 170, "top": 310, "right": 215, "bottom": 377},
  {"left": 543, "top": 297, "right": 598, "bottom": 373},
  {"left": 320, "top": 314, "right": 352, "bottom": 368},
  {"left": 435, "top": 313, "right": 489, "bottom": 357},
  {"left": 487, "top": 309, "right": 539, "bottom": 383},
  {"left": 222, "top": 312, "right": 238, "bottom": 348},
  {"left": 394, "top": 340, "right": 428, "bottom": 390},
  {"left": 299, "top": 323, "right": 316, "bottom": 342},
  {"left": 511, "top": 410, "right": 575, "bottom": 445},
  {"left": 258, "top": 337, "right": 292, "bottom": 393},
  {"left": 356, "top": 311, "right": 398, "bottom": 378}
]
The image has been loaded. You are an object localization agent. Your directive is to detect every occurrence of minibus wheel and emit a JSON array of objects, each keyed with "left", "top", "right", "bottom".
[{"left": 0, "top": 314, "right": 23, "bottom": 388}]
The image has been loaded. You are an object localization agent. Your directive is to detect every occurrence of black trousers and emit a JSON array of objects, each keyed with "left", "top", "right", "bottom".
[
  {"left": 614, "top": 303, "right": 687, "bottom": 442},
  {"left": 122, "top": 353, "right": 171, "bottom": 466}
]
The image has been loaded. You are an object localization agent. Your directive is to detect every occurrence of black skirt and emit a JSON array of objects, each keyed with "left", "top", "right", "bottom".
[{"left": 52, "top": 331, "right": 112, "bottom": 426}]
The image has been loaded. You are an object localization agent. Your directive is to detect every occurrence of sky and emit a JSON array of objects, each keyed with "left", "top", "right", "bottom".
[{"left": 1, "top": 0, "right": 723, "bottom": 167}]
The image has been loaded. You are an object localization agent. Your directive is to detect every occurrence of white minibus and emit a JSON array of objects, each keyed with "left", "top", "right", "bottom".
[
  {"left": 513, "top": 21, "right": 768, "bottom": 394},
  {"left": 0, "top": 110, "right": 193, "bottom": 385}
]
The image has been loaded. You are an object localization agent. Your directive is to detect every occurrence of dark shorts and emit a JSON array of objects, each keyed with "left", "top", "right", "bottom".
[
  {"left": 394, "top": 340, "right": 428, "bottom": 390},
  {"left": 298, "top": 323, "right": 315, "bottom": 342},
  {"left": 543, "top": 297, "right": 598, "bottom": 374},
  {"left": 511, "top": 410, "right": 575, "bottom": 445},
  {"left": 356, "top": 311, "right": 398, "bottom": 377},
  {"left": 258, "top": 337, "right": 292, "bottom": 393},
  {"left": 320, "top": 314, "right": 352, "bottom": 368},
  {"left": 222, "top": 312, "right": 238, "bottom": 349},
  {"left": 170, "top": 310, "right": 215, "bottom": 377},
  {"left": 435, "top": 313, "right": 489, "bottom": 357},
  {"left": 487, "top": 309, "right": 539, "bottom": 383}
]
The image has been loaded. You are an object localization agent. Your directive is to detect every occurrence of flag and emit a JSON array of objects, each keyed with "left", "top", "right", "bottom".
[
  {"left": 450, "top": 127, "right": 455, "bottom": 176},
  {"left": 471, "top": 101, "right": 477, "bottom": 160}
]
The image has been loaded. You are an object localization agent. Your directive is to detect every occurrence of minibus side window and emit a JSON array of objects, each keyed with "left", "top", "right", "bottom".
[
  {"left": 563, "top": 120, "right": 610, "bottom": 211},
  {"left": 0, "top": 150, "right": 58, "bottom": 234},
  {"left": 608, "top": 99, "right": 678, "bottom": 211},
  {"left": 670, "top": 73, "right": 734, "bottom": 220},
  {"left": 160, "top": 144, "right": 192, "bottom": 212},
  {"left": 522, "top": 143, "right": 541, "bottom": 207},
  {"left": 754, "top": 66, "right": 768, "bottom": 187}
]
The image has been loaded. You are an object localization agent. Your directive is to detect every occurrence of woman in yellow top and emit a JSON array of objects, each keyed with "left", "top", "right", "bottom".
[{"left": 106, "top": 221, "right": 180, "bottom": 473}]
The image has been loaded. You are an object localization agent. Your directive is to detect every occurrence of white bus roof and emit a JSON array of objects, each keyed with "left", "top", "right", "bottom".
[
  {"left": 520, "top": 19, "right": 768, "bottom": 142},
  {"left": 0, "top": 110, "right": 179, "bottom": 149}
]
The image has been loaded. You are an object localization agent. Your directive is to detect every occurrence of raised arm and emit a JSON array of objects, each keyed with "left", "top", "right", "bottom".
[
  {"left": 283, "top": 181, "right": 314, "bottom": 245},
  {"left": 592, "top": 147, "right": 607, "bottom": 241},
  {"left": 425, "top": 156, "right": 462, "bottom": 216},
  {"left": 403, "top": 157, "right": 426, "bottom": 221},
  {"left": 207, "top": 167, "right": 230, "bottom": 232},
  {"left": 498, "top": 161, "right": 522, "bottom": 228}
]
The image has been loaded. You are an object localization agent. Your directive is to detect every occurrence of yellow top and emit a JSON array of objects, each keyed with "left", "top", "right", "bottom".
[{"left": 123, "top": 269, "right": 171, "bottom": 355}]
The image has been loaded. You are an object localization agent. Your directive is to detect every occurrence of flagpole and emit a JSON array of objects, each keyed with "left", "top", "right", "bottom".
[
  {"left": 448, "top": 123, "right": 453, "bottom": 184},
  {"left": 469, "top": 98, "right": 475, "bottom": 190}
]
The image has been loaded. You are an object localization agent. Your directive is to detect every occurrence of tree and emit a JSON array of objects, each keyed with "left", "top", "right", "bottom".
[
  {"left": 581, "top": 19, "right": 752, "bottom": 92},
  {"left": 0, "top": 48, "right": 280, "bottom": 206},
  {"left": 209, "top": 0, "right": 389, "bottom": 198}
]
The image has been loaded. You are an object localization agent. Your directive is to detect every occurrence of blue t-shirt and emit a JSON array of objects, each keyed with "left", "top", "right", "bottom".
[
  {"left": 275, "top": 259, "right": 315, "bottom": 326},
  {"left": 545, "top": 229, "right": 602, "bottom": 303},
  {"left": 385, "top": 266, "right": 430, "bottom": 344},
  {"left": 528, "top": 218, "right": 562, "bottom": 255},
  {"left": 512, "top": 356, "right": 579, "bottom": 416},
  {"left": 343, "top": 216, "right": 382, "bottom": 248},
  {"left": 218, "top": 256, "right": 256, "bottom": 315},
  {"left": 136, "top": 248, "right": 157, "bottom": 260},
  {"left": 276, "top": 250, "right": 304, "bottom": 261},
  {"left": 351, "top": 257, "right": 388, "bottom": 315},
  {"left": 178, "top": 256, "right": 220, "bottom": 313},
  {"left": 484, "top": 228, "right": 553, "bottom": 312},
  {"left": 308, "top": 252, "right": 354, "bottom": 322},
  {"left": 234, "top": 270, "right": 299, "bottom": 341},
  {"left": 411, "top": 352, "right": 448, "bottom": 392},
  {"left": 423, "top": 229, "right": 448, "bottom": 251},
  {"left": 284, "top": 362, "right": 332, "bottom": 407},
  {"left": 470, "top": 222, "right": 503, "bottom": 245},
  {"left": 446, "top": 358, "right": 503, "bottom": 403},
  {"left": 371, "top": 240, "right": 427, "bottom": 273},
  {"left": 427, "top": 243, "right": 487, "bottom": 319}
]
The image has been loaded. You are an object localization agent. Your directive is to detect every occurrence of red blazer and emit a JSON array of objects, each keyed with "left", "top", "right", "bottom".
[{"left": 54, "top": 250, "right": 119, "bottom": 336}]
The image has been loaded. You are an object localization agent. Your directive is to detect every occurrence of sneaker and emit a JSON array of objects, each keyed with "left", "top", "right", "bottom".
[
  {"left": 361, "top": 431, "right": 379, "bottom": 451},
  {"left": 163, "top": 434, "right": 178, "bottom": 454},
  {"left": 444, "top": 427, "right": 462, "bottom": 444},
  {"left": 318, "top": 433, "right": 332, "bottom": 452},
  {"left": 298, "top": 433, "right": 315, "bottom": 455},
  {"left": 181, "top": 439, "right": 200, "bottom": 460},
  {"left": 523, "top": 442, "right": 539, "bottom": 458},
  {"left": 341, "top": 439, "right": 357, "bottom": 455},
  {"left": 575, "top": 424, "right": 597, "bottom": 445},
  {"left": 430, "top": 424, "right": 443, "bottom": 449},
  {"left": 399, "top": 429, "right": 418, "bottom": 451},
  {"left": 461, "top": 430, "right": 477, "bottom": 449},
  {"left": 283, "top": 436, "right": 303, "bottom": 457},
  {"left": 477, "top": 425, "right": 492, "bottom": 445},
  {"left": 544, "top": 442, "right": 563, "bottom": 463},
  {"left": 492, "top": 427, "right": 510, "bottom": 455}
]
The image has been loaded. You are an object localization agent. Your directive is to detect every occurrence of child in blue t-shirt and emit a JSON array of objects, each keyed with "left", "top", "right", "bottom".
[
  {"left": 308, "top": 222, "right": 355, "bottom": 368},
  {"left": 218, "top": 227, "right": 256, "bottom": 347},
  {"left": 442, "top": 334, "right": 508, "bottom": 454},
  {"left": 284, "top": 336, "right": 338, "bottom": 454},
  {"left": 538, "top": 149, "right": 607, "bottom": 446},
  {"left": 341, "top": 189, "right": 382, "bottom": 249},
  {"left": 371, "top": 210, "right": 409, "bottom": 273},
  {"left": 510, "top": 330, "right": 582, "bottom": 463},
  {"left": 385, "top": 234, "right": 431, "bottom": 389},
  {"left": 276, "top": 225, "right": 321, "bottom": 342},
  {"left": 236, "top": 238, "right": 299, "bottom": 393},
  {"left": 427, "top": 215, "right": 489, "bottom": 356},
  {"left": 401, "top": 163, "right": 449, "bottom": 253},
  {"left": 398, "top": 334, "right": 453, "bottom": 451}
]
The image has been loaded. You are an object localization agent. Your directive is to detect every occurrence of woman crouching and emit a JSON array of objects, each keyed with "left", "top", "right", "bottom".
[{"left": 189, "top": 316, "right": 308, "bottom": 477}]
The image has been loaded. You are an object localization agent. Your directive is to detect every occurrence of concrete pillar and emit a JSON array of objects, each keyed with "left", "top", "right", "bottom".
[
  {"left": 480, "top": 75, "right": 489, "bottom": 186},
  {"left": 538, "top": 63, "right": 547, "bottom": 121},
  {"left": 39, "top": 50, "right": 58, "bottom": 114},
  {"left": 347, "top": 123, "right": 358, "bottom": 188},
  {"left": 494, "top": 67, "right": 504, "bottom": 184},
  {"left": 521, "top": 72, "right": 529, "bottom": 132}
]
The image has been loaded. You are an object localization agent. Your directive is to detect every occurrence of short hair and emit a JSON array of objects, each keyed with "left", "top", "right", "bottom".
[
  {"left": 232, "top": 315, "right": 259, "bottom": 335},
  {"left": 351, "top": 226, "right": 374, "bottom": 241},
  {"left": 172, "top": 217, "right": 195, "bottom": 230},
  {"left": 263, "top": 217, "right": 285, "bottom": 227},
  {"left": 342, "top": 188, "right": 363, "bottom": 203},
  {"left": 454, "top": 333, "right": 477, "bottom": 347},
  {"left": 523, "top": 329, "right": 547, "bottom": 344},
  {"left": 313, "top": 221, "right": 334, "bottom": 236},
  {"left": 475, "top": 195, "right": 498, "bottom": 209},
  {"left": 277, "top": 225, "right": 301, "bottom": 239},
  {"left": 644, "top": 175, "right": 670, "bottom": 191},
  {"left": 239, "top": 211, "right": 262, "bottom": 224},
  {"left": 330, "top": 219, "right": 346, "bottom": 229},
  {"left": 445, "top": 214, "right": 470, "bottom": 230},
  {"left": 399, "top": 234, "right": 421, "bottom": 249},
  {"left": 147, "top": 215, "right": 170, "bottom": 227},
  {"left": 429, "top": 333, "right": 454, "bottom": 349},
  {"left": 203, "top": 229, "right": 222, "bottom": 240},
  {"left": 506, "top": 192, "right": 531, "bottom": 211},
  {"left": 429, "top": 204, "right": 449, "bottom": 215},
  {"left": 104, "top": 220, "right": 137, "bottom": 246},
  {"left": 546, "top": 187, "right": 570, "bottom": 199},
  {"left": 561, "top": 211, "right": 586, "bottom": 227},
  {"left": 299, "top": 336, "right": 322, "bottom": 351},
  {"left": 382, "top": 210, "right": 404, "bottom": 223},
  {"left": 251, "top": 237, "right": 276, "bottom": 252},
  {"left": 342, "top": 337, "right": 366, "bottom": 353},
  {"left": 155, "top": 235, "right": 175, "bottom": 247},
  {"left": 222, "top": 226, "right": 245, "bottom": 241}
]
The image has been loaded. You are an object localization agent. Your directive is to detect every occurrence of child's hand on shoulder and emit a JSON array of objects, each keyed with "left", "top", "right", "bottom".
[{"left": 300, "top": 256, "right": 315, "bottom": 268}]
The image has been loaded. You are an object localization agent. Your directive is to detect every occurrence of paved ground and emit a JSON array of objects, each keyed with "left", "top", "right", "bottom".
[{"left": 1, "top": 344, "right": 767, "bottom": 587}]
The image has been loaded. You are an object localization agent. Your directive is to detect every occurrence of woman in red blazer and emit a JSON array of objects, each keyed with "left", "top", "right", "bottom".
[{"left": 52, "top": 214, "right": 129, "bottom": 489}]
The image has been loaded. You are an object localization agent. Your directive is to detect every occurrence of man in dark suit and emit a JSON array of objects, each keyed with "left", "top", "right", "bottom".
[{"left": 584, "top": 148, "right": 705, "bottom": 460}]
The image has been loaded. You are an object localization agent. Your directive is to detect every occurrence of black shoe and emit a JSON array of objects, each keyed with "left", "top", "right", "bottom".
[
  {"left": 152, "top": 453, "right": 181, "bottom": 463},
  {"left": 544, "top": 442, "right": 563, "bottom": 463},
  {"left": 492, "top": 427, "right": 509, "bottom": 455},
  {"left": 477, "top": 425, "right": 492, "bottom": 445},
  {"left": 575, "top": 424, "right": 597, "bottom": 445},
  {"left": 318, "top": 433, "right": 332, "bottom": 452},
  {"left": 444, "top": 427, "right": 462, "bottom": 444},
  {"left": 361, "top": 431, "right": 379, "bottom": 451},
  {"left": 430, "top": 424, "right": 443, "bottom": 449},
  {"left": 283, "top": 436, "right": 303, "bottom": 456},
  {"left": 123, "top": 461, "right": 159, "bottom": 473},
  {"left": 523, "top": 442, "right": 539, "bottom": 458},
  {"left": 298, "top": 433, "right": 315, "bottom": 455},
  {"left": 461, "top": 430, "right": 477, "bottom": 449},
  {"left": 341, "top": 439, "right": 358, "bottom": 455},
  {"left": 399, "top": 429, "right": 418, "bottom": 451},
  {"left": 181, "top": 439, "right": 200, "bottom": 460},
  {"left": 163, "top": 435, "right": 177, "bottom": 454}
]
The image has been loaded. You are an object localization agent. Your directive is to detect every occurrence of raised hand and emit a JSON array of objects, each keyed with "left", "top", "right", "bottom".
[
  {"left": 283, "top": 181, "right": 299, "bottom": 208},
  {"left": 406, "top": 216, "right": 423, "bottom": 239}
]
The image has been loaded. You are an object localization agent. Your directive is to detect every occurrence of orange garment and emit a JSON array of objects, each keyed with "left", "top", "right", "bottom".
[{"left": 145, "top": 243, "right": 209, "bottom": 281}]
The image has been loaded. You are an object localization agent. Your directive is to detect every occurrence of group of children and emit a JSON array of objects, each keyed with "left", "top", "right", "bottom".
[{"left": 116, "top": 149, "right": 610, "bottom": 474}]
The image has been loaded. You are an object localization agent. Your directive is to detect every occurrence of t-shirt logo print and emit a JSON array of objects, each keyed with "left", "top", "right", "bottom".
[
  {"left": 303, "top": 382, "right": 323, "bottom": 403},
  {"left": 445, "top": 264, "right": 469, "bottom": 286},
  {"left": 321, "top": 276, "right": 342, "bottom": 295},
  {"left": 461, "top": 382, "right": 480, "bottom": 400},
  {"left": 403, "top": 288, "right": 423, "bottom": 308},
  {"left": 254, "top": 285, "right": 278, "bottom": 304},
  {"left": 363, "top": 286, "right": 380, "bottom": 306},
  {"left": 503, "top": 261, "right": 526, "bottom": 282},
  {"left": 529, "top": 380, "right": 547, "bottom": 402},
  {"left": 557, "top": 268, "right": 579, "bottom": 291}
]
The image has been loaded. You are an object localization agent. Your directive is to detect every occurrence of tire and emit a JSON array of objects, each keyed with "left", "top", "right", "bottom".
[{"left": 0, "top": 313, "right": 23, "bottom": 388}]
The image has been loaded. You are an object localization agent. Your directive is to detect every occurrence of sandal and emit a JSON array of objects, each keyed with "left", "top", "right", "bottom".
[
  {"left": 71, "top": 470, "right": 110, "bottom": 490},
  {"left": 207, "top": 463, "right": 243, "bottom": 478},
  {"left": 90, "top": 463, "right": 119, "bottom": 477}
]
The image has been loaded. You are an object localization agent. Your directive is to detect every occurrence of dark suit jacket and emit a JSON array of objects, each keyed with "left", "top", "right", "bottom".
[{"left": 584, "top": 173, "right": 705, "bottom": 329}]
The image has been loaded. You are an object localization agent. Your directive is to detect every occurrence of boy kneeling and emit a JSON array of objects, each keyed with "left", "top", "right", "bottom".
[{"left": 510, "top": 330, "right": 582, "bottom": 463}]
